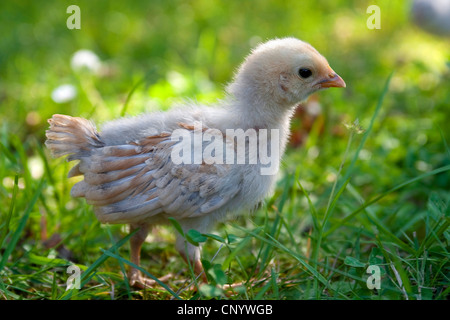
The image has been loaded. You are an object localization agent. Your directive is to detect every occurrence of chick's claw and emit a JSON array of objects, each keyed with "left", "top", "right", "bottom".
[{"left": 128, "top": 269, "right": 173, "bottom": 289}]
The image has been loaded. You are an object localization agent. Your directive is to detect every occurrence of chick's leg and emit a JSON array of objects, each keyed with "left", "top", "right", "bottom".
[
  {"left": 176, "top": 236, "right": 207, "bottom": 284},
  {"left": 180, "top": 250, "right": 208, "bottom": 283},
  {"left": 128, "top": 223, "right": 171, "bottom": 289}
]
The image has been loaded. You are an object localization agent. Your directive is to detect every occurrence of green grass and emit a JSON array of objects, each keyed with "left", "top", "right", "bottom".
[{"left": 1, "top": 0, "right": 449, "bottom": 300}]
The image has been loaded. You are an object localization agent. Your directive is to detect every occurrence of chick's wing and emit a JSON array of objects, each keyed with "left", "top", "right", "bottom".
[{"left": 70, "top": 125, "right": 243, "bottom": 224}]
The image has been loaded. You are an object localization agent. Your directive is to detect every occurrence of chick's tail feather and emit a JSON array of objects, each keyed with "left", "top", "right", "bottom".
[{"left": 45, "top": 114, "right": 104, "bottom": 176}]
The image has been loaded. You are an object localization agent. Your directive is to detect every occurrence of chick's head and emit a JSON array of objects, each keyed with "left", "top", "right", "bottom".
[{"left": 228, "top": 37, "right": 345, "bottom": 108}]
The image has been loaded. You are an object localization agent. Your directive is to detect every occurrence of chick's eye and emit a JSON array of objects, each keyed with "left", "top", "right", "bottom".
[{"left": 298, "top": 68, "right": 312, "bottom": 79}]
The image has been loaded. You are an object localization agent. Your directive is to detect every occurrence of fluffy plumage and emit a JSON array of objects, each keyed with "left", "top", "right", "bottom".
[{"left": 45, "top": 37, "right": 345, "bottom": 288}]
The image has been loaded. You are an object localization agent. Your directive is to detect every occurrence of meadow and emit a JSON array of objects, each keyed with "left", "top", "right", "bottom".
[{"left": 0, "top": 0, "right": 449, "bottom": 300}]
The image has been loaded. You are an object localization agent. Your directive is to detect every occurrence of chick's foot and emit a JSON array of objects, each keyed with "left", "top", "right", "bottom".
[{"left": 128, "top": 269, "right": 173, "bottom": 289}]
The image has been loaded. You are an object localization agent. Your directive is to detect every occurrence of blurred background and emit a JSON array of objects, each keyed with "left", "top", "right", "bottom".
[{"left": 0, "top": 0, "right": 449, "bottom": 300}]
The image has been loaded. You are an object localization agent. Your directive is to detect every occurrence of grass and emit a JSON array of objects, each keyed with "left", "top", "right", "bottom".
[{"left": 1, "top": 0, "right": 449, "bottom": 300}]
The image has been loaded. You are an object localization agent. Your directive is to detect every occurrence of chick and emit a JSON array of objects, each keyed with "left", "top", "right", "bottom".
[
  {"left": 45, "top": 38, "right": 345, "bottom": 289},
  {"left": 411, "top": 0, "right": 450, "bottom": 37}
]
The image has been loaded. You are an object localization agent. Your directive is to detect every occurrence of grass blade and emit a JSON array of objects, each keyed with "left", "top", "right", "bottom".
[
  {"left": 0, "top": 178, "right": 43, "bottom": 272},
  {"left": 341, "top": 72, "right": 393, "bottom": 185},
  {"left": 0, "top": 175, "right": 19, "bottom": 248},
  {"left": 297, "top": 179, "right": 320, "bottom": 231},
  {"left": 100, "top": 249, "right": 181, "bottom": 299},
  {"left": 324, "top": 164, "right": 450, "bottom": 238},
  {"left": 120, "top": 67, "right": 160, "bottom": 117},
  {"left": 59, "top": 230, "right": 137, "bottom": 300},
  {"left": 234, "top": 225, "right": 330, "bottom": 288}
]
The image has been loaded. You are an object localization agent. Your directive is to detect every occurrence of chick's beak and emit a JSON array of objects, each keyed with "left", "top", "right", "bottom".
[{"left": 318, "top": 72, "right": 346, "bottom": 89}]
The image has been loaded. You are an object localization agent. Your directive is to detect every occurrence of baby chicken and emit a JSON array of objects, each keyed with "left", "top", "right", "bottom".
[
  {"left": 45, "top": 38, "right": 345, "bottom": 289},
  {"left": 411, "top": 0, "right": 450, "bottom": 37}
]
